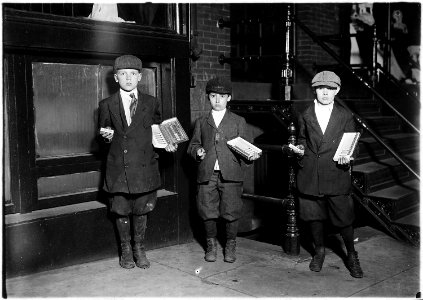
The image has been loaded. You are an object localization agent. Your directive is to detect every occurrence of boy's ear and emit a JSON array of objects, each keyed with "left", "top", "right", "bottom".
[
  {"left": 334, "top": 86, "right": 340, "bottom": 95},
  {"left": 227, "top": 95, "right": 232, "bottom": 102},
  {"left": 138, "top": 73, "right": 142, "bottom": 82},
  {"left": 114, "top": 74, "right": 118, "bottom": 82}
]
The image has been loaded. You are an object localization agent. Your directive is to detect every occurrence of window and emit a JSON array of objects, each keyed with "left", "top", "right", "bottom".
[
  {"left": 28, "top": 61, "right": 164, "bottom": 210},
  {"left": 33, "top": 63, "right": 101, "bottom": 158},
  {"left": 230, "top": 4, "right": 287, "bottom": 82}
]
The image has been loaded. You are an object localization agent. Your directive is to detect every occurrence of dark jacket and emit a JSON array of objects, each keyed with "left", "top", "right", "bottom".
[
  {"left": 296, "top": 101, "right": 358, "bottom": 196},
  {"left": 98, "top": 90, "right": 162, "bottom": 194},
  {"left": 187, "top": 110, "right": 251, "bottom": 183}
]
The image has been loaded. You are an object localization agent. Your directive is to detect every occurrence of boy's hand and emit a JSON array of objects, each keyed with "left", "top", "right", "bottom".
[
  {"left": 337, "top": 155, "right": 352, "bottom": 165},
  {"left": 197, "top": 148, "right": 206, "bottom": 160},
  {"left": 289, "top": 144, "right": 305, "bottom": 157},
  {"left": 165, "top": 143, "right": 178, "bottom": 152},
  {"left": 248, "top": 152, "right": 261, "bottom": 161},
  {"left": 100, "top": 127, "right": 114, "bottom": 141}
]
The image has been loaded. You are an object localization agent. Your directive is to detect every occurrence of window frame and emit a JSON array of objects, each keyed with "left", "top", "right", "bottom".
[{"left": 5, "top": 54, "right": 176, "bottom": 213}]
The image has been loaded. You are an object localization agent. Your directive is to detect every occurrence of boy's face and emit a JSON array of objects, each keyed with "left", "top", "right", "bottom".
[
  {"left": 315, "top": 85, "right": 340, "bottom": 105},
  {"left": 114, "top": 69, "right": 142, "bottom": 92},
  {"left": 208, "top": 92, "right": 231, "bottom": 111}
]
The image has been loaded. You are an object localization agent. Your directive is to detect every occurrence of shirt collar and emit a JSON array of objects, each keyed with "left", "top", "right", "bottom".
[
  {"left": 314, "top": 99, "right": 334, "bottom": 111},
  {"left": 120, "top": 88, "right": 138, "bottom": 99},
  {"left": 212, "top": 108, "right": 226, "bottom": 117}
]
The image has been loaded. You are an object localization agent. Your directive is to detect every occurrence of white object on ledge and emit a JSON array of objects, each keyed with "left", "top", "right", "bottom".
[{"left": 88, "top": 4, "right": 126, "bottom": 23}]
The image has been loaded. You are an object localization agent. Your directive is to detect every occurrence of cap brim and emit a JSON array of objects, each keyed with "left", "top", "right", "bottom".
[
  {"left": 312, "top": 81, "right": 340, "bottom": 88},
  {"left": 207, "top": 88, "right": 231, "bottom": 94}
]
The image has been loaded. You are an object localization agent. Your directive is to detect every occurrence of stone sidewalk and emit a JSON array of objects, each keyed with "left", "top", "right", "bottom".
[{"left": 5, "top": 227, "right": 420, "bottom": 298}]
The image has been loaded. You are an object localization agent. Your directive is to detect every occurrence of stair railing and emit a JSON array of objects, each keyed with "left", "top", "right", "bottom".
[
  {"left": 375, "top": 63, "right": 420, "bottom": 103},
  {"left": 336, "top": 98, "right": 420, "bottom": 181},
  {"left": 292, "top": 16, "right": 420, "bottom": 135},
  {"left": 292, "top": 16, "right": 420, "bottom": 181}
]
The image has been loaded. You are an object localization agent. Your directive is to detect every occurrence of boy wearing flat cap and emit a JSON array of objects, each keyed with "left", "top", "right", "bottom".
[
  {"left": 187, "top": 77, "right": 260, "bottom": 263},
  {"left": 99, "top": 55, "right": 177, "bottom": 269},
  {"left": 293, "top": 71, "right": 363, "bottom": 278}
]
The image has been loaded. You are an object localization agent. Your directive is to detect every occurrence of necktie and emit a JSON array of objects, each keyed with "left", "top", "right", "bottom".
[{"left": 129, "top": 93, "right": 138, "bottom": 120}]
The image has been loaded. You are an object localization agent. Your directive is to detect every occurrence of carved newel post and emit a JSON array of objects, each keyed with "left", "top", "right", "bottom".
[
  {"left": 283, "top": 122, "right": 300, "bottom": 255},
  {"left": 281, "top": 5, "right": 293, "bottom": 100}
]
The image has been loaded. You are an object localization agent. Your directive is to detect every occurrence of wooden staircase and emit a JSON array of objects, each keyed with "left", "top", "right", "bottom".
[{"left": 341, "top": 97, "right": 420, "bottom": 246}]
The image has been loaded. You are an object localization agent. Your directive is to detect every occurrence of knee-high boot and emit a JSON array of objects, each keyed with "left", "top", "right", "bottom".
[
  {"left": 133, "top": 214, "right": 150, "bottom": 269},
  {"left": 116, "top": 216, "right": 135, "bottom": 269},
  {"left": 309, "top": 221, "right": 325, "bottom": 272},
  {"left": 224, "top": 220, "right": 238, "bottom": 263},
  {"left": 204, "top": 219, "right": 217, "bottom": 262}
]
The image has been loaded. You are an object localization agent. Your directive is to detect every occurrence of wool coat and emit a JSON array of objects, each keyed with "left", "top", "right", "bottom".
[
  {"left": 296, "top": 101, "right": 358, "bottom": 196},
  {"left": 187, "top": 110, "right": 251, "bottom": 183},
  {"left": 98, "top": 90, "right": 162, "bottom": 194}
]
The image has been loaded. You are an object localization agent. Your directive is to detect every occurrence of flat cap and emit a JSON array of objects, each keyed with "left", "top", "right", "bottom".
[
  {"left": 114, "top": 55, "right": 142, "bottom": 72},
  {"left": 311, "top": 71, "right": 341, "bottom": 88},
  {"left": 206, "top": 77, "right": 232, "bottom": 94}
]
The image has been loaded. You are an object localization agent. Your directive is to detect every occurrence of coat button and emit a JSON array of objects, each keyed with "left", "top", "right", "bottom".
[
  {"left": 124, "top": 164, "right": 128, "bottom": 168},
  {"left": 124, "top": 149, "right": 128, "bottom": 153}
]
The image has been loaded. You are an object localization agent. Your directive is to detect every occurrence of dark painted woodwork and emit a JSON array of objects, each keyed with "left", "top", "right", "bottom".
[
  {"left": 282, "top": 122, "right": 300, "bottom": 255},
  {"left": 4, "top": 6, "right": 193, "bottom": 276},
  {"left": 4, "top": 7, "right": 191, "bottom": 213},
  {"left": 3, "top": 9, "right": 187, "bottom": 58},
  {"left": 36, "top": 161, "right": 102, "bottom": 178},
  {"left": 12, "top": 55, "right": 37, "bottom": 214},
  {"left": 172, "top": 56, "right": 192, "bottom": 243},
  {"left": 5, "top": 194, "right": 179, "bottom": 278},
  {"left": 4, "top": 54, "right": 19, "bottom": 214},
  {"left": 37, "top": 191, "right": 100, "bottom": 211}
]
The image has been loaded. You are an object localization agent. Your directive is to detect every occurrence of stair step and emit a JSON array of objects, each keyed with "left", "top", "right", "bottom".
[
  {"left": 393, "top": 210, "right": 420, "bottom": 228},
  {"left": 359, "top": 111, "right": 386, "bottom": 118},
  {"left": 404, "top": 151, "right": 421, "bottom": 173},
  {"left": 353, "top": 157, "right": 414, "bottom": 193},
  {"left": 367, "top": 179, "right": 420, "bottom": 220},
  {"left": 361, "top": 127, "right": 404, "bottom": 137},
  {"left": 358, "top": 133, "right": 419, "bottom": 157},
  {"left": 337, "top": 78, "right": 419, "bottom": 246},
  {"left": 343, "top": 99, "right": 381, "bottom": 114},
  {"left": 364, "top": 116, "right": 401, "bottom": 132},
  {"left": 354, "top": 149, "right": 386, "bottom": 164},
  {"left": 356, "top": 147, "right": 419, "bottom": 169},
  {"left": 368, "top": 178, "right": 419, "bottom": 199}
]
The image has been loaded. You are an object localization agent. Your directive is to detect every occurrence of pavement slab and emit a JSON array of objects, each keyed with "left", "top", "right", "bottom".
[{"left": 5, "top": 226, "right": 420, "bottom": 298}]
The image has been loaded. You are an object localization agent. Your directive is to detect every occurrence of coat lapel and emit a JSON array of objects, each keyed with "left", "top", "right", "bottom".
[
  {"left": 322, "top": 103, "right": 341, "bottom": 141},
  {"left": 126, "top": 92, "right": 148, "bottom": 134},
  {"left": 218, "top": 110, "right": 232, "bottom": 134},
  {"left": 206, "top": 112, "right": 217, "bottom": 129},
  {"left": 303, "top": 104, "right": 324, "bottom": 152},
  {"left": 304, "top": 105, "right": 323, "bottom": 138},
  {"left": 109, "top": 93, "right": 126, "bottom": 132}
]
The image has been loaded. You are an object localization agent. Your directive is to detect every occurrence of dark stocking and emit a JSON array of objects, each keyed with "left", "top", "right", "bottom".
[
  {"left": 340, "top": 225, "right": 355, "bottom": 254},
  {"left": 225, "top": 220, "right": 239, "bottom": 240},
  {"left": 310, "top": 220, "right": 325, "bottom": 250},
  {"left": 204, "top": 219, "right": 217, "bottom": 239}
]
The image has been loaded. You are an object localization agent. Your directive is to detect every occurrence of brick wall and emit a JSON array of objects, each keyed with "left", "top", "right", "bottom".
[
  {"left": 189, "top": 4, "right": 231, "bottom": 124},
  {"left": 189, "top": 3, "right": 343, "bottom": 113}
]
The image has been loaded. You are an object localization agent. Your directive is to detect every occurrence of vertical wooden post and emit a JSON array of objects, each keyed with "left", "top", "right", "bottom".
[
  {"left": 284, "top": 122, "right": 300, "bottom": 255},
  {"left": 371, "top": 25, "right": 378, "bottom": 89},
  {"left": 281, "top": 5, "right": 293, "bottom": 100}
]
